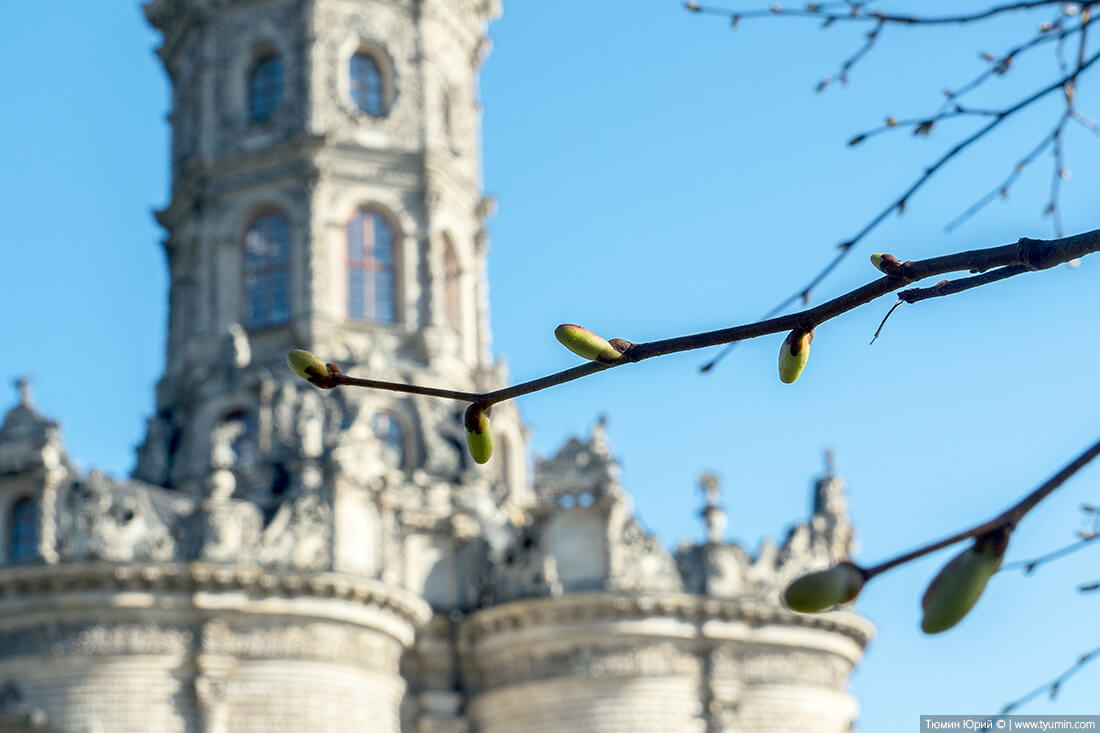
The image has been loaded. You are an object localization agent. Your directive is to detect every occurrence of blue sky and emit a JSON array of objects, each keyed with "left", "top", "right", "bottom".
[{"left": 1, "top": 2, "right": 1099, "bottom": 729}]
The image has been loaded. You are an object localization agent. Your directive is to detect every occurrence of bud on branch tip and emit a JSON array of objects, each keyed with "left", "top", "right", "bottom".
[
  {"left": 287, "top": 349, "right": 341, "bottom": 388},
  {"left": 464, "top": 403, "right": 493, "bottom": 465},
  {"left": 920, "top": 528, "right": 1009, "bottom": 634},
  {"left": 783, "top": 562, "right": 865, "bottom": 613},
  {"left": 778, "top": 329, "right": 813, "bottom": 384},
  {"left": 555, "top": 324, "right": 628, "bottom": 363}
]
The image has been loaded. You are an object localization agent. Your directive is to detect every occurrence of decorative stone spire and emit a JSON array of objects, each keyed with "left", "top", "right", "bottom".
[
  {"left": 14, "top": 377, "right": 31, "bottom": 408},
  {"left": 811, "top": 448, "right": 855, "bottom": 561},
  {"left": 700, "top": 472, "right": 727, "bottom": 544}
]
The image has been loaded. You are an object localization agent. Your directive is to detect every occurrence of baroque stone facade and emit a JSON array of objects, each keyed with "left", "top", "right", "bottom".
[{"left": 0, "top": 1, "right": 872, "bottom": 731}]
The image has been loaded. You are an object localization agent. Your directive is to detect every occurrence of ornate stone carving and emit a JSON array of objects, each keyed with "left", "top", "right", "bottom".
[
  {"left": 198, "top": 496, "right": 263, "bottom": 563},
  {"left": 55, "top": 473, "right": 187, "bottom": 563},
  {"left": 316, "top": 4, "right": 422, "bottom": 150},
  {"left": 258, "top": 489, "right": 332, "bottom": 569},
  {"left": 0, "top": 622, "right": 193, "bottom": 658},
  {"left": 0, "top": 381, "right": 68, "bottom": 475}
]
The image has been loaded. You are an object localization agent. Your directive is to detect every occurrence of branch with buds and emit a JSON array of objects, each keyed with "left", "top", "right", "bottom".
[
  {"left": 783, "top": 435, "right": 1100, "bottom": 634},
  {"left": 688, "top": 1, "right": 1099, "bottom": 372},
  {"left": 288, "top": 228, "right": 1099, "bottom": 467}
]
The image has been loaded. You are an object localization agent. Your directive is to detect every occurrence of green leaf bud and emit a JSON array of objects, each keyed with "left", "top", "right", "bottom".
[
  {"left": 920, "top": 529, "right": 1009, "bottom": 634},
  {"left": 464, "top": 404, "right": 493, "bottom": 465},
  {"left": 870, "top": 252, "right": 902, "bottom": 274},
  {"left": 783, "top": 561, "right": 865, "bottom": 613},
  {"left": 555, "top": 324, "right": 626, "bottom": 363},
  {"left": 778, "top": 329, "right": 813, "bottom": 384},
  {"left": 287, "top": 350, "right": 329, "bottom": 382}
]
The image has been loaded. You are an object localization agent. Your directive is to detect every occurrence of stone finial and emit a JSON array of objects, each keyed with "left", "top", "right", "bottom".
[
  {"left": 15, "top": 377, "right": 31, "bottom": 408},
  {"left": 699, "top": 472, "right": 726, "bottom": 544},
  {"left": 590, "top": 413, "right": 610, "bottom": 456},
  {"left": 811, "top": 449, "right": 855, "bottom": 560}
]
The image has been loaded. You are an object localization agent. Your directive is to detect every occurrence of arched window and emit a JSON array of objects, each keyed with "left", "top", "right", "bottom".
[
  {"left": 243, "top": 212, "right": 291, "bottom": 328},
  {"left": 443, "top": 236, "right": 461, "bottom": 331},
  {"left": 350, "top": 52, "right": 386, "bottom": 117},
  {"left": 373, "top": 411, "right": 405, "bottom": 468},
  {"left": 9, "top": 497, "right": 38, "bottom": 563},
  {"left": 347, "top": 208, "right": 397, "bottom": 323},
  {"left": 249, "top": 54, "right": 283, "bottom": 123}
]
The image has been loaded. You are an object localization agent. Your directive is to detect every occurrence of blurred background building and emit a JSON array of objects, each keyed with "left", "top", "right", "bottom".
[{"left": 0, "top": 1, "right": 871, "bottom": 730}]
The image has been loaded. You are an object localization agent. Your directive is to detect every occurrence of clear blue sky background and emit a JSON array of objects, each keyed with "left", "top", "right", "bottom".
[{"left": 1, "top": 2, "right": 1098, "bottom": 729}]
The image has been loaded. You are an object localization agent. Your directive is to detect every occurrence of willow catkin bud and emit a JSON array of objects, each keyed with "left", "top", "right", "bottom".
[
  {"left": 464, "top": 404, "right": 493, "bottom": 465},
  {"left": 778, "top": 329, "right": 813, "bottom": 384},
  {"left": 783, "top": 562, "right": 865, "bottom": 613},
  {"left": 920, "top": 529, "right": 1009, "bottom": 634},
  {"left": 554, "top": 324, "right": 625, "bottom": 363}
]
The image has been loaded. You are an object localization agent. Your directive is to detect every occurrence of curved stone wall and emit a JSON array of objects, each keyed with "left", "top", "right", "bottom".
[
  {"left": 460, "top": 593, "right": 872, "bottom": 733},
  {"left": 0, "top": 562, "right": 430, "bottom": 733}
]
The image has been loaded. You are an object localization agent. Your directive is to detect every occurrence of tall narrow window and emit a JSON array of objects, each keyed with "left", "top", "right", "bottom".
[
  {"left": 243, "top": 212, "right": 291, "bottom": 328},
  {"left": 9, "top": 497, "right": 38, "bottom": 563},
  {"left": 350, "top": 52, "right": 386, "bottom": 117},
  {"left": 373, "top": 411, "right": 405, "bottom": 468},
  {"left": 249, "top": 54, "right": 283, "bottom": 123},
  {"left": 443, "top": 236, "right": 461, "bottom": 331},
  {"left": 347, "top": 209, "right": 396, "bottom": 323}
]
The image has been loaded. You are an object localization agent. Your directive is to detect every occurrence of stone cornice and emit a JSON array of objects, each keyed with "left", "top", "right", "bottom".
[
  {"left": 461, "top": 592, "right": 873, "bottom": 651},
  {"left": 0, "top": 561, "right": 431, "bottom": 632}
]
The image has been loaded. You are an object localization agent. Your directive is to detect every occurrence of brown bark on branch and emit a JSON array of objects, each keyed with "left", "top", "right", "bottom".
[{"left": 323, "top": 228, "right": 1100, "bottom": 407}]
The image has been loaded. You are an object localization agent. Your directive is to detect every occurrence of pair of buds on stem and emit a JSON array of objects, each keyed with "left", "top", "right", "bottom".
[
  {"left": 774, "top": 251, "right": 905, "bottom": 385},
  {"left": 783, "top": 527, "right": 1010, "bottom": 634},
  {"left": 286, "top": 349, "right": 500, "bottom": 465},
  {"left": 464, "top": 325, "right": 634, "bottom": 465},
  {"left": 563, "top": 322, "right": 819, "bottom": 386}
]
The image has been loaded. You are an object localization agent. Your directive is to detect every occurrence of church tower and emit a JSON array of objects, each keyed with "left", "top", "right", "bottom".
[
  {"left": 0, "top": 3, "right": 872, "bottom": 731},
  {"left": 139, "top": 0, "right": 528, "bottom": 586}
]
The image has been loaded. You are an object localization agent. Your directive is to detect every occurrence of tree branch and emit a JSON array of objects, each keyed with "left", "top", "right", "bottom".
[
  {"left": 1002, "top": 645, "right": 1100, "bottom": 713},
  {"left": 694, "top": 5, "right": 1100, "bottom": 372},
  {"left": 863, "top": 434, "right": 1100, "bottom": 580},
  {"left": 686, "top": 1, "right": 1071, "bottom": 27},
  {"left": 320, "top": 229, "right": 1100, "bottom": 408}
]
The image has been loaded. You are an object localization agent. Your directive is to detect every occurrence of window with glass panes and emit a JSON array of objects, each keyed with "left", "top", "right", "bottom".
[
  {"left": 249, "top": 55, "right": 283, "bottom": 123},
  {"left": 373, "top": 411, "right": 405, "bottom": 467},
  {"left": 350, "top": 52, "right": 386, "bottom": 117},
  {"left": 9, "top": 497, "right": 38, "bottom": 563},
  {"left": 243, "top": 213, "right": 291, "bottom": 328},
  {"left": 347, "top": 209, "right": 396, "bottom": 323}
]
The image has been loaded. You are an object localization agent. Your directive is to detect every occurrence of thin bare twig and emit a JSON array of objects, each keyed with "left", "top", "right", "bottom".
[
  {"left": 863, "top": 435, "right": 1100, "bottom": 579},
  {"left": 695, "top": 8, "right": 1100, "bottom": 373},
  {"left": 1000, "top": 533, "right": 1100, "bottom": 574},
  {"left": 686, "top": 1, "right": 1069, "bottom": 27},
  {"left": 1002, "top": 646, "right": 1100, "bottom": 713}
]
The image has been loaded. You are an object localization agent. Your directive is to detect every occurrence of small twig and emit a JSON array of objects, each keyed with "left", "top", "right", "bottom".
[
  {"left": 896, "top": 265, "right": 1031, "bottom": 304},
  {"left": 701, "top": 49, "right": 1100, "bottom": 373},
  {"left": 944, "top": 122, "right": 1059, "bottom": 232},
  {"left": 868, "top": 299, "right": 902, "bottom": 344},
  {"left": 863, "top": 435, "right": 1100, "bottom": 580},
  {"left": 687, "top": 1, "right": 1069, "bottom": 27},
  {"left": 1000, "top": 533, "right": 1100, "bottom": 574},
  {"left": 1002, "top": 645, "right": 1100, "bottom": 713}
]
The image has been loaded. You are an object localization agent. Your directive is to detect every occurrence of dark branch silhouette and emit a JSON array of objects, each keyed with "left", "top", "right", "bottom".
[{"left": 691, "top": 2, "right": 1099, "bottom": 371}]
